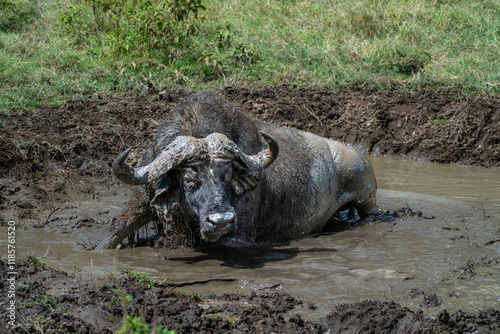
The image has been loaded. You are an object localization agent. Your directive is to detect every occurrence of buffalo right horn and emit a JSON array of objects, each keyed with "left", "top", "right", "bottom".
[
  {"left": 112, "top": 147, "right": 147, "bottom": 185},
  {"left": 234, "top": 132, "right": 279, "bottom": 171}
]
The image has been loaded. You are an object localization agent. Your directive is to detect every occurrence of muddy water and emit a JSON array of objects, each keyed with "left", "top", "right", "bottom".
[
  {"left": 2, "top": 157, "right": 499, "bottom": 319},
  {"left": 371, "top": 156, "right": 500, "bottom": 217}
]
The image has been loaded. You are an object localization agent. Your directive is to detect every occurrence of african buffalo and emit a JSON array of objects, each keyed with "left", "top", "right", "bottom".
[{"left": 97, "top": 92, "right": 377, "bottom": 249}]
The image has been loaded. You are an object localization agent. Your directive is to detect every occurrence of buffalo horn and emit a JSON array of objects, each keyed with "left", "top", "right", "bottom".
[
  {"left": 112, "top": 137, "right": 204, "bottom": 185},
  {"left": 112, "top": 147, "right": 148, "bottom": 185},
  {"left": 234, "top": 132, "right": 279, "bottom": 171}
]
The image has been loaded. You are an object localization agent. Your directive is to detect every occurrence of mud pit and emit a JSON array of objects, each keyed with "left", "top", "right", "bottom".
[{"left": 1, "top": 86, "right": 500, "bottom": 333}]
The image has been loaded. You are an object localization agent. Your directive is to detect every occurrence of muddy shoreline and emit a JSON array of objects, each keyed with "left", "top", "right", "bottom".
[
  {"left": 1, "top": 86, "right": 500, "bottom": 333},
  {"left": 2, "top": 257, "right": 499, "bottom": 334}
]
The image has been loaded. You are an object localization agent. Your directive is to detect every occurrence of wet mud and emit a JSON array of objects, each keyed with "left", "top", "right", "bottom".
[{"left": 1, "top": 86, "right": 500, "bottom": 333}]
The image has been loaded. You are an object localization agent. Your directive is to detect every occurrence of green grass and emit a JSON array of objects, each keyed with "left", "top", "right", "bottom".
[
  {"left": 1, "top": 0, "right": 499, "bottom": 113},
  {"left": 27, "top": 254, "right": 46, "bottom": 268}
]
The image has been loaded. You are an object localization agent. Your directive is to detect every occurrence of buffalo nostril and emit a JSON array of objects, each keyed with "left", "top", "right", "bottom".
[{"left": 208, "top": 212, "right": 235, "bottom": 225}]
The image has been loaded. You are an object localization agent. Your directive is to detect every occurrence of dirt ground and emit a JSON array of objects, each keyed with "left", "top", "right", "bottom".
[{"left": 1, "top": 86, "right": 500, "bottom": 333}]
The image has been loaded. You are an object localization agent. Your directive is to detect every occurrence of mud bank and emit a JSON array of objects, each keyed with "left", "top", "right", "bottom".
[
  {"left": 1, "top": 86, "right": 500, "bottom": 333},
  {"left": 2, "top": 259, "right": 499, "bottom": 334},
  {"left": 1, "top": 86, "right": 499, "bottom": 174}
]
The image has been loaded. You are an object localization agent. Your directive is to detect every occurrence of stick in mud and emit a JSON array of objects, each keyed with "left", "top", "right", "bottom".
[
  {"left": 480, "top": 204, "right": 487, "bottom": 220},
  {"left": 44, "top": 207, "right": 60, "bottom": 226}
]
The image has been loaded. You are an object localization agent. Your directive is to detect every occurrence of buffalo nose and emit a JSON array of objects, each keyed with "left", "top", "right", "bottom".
[{"left": 208, "top": 212, "right": 235, "bottom": 226}]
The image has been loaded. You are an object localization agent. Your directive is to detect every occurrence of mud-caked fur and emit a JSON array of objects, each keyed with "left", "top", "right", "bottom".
[{"left": 98, "top": 92, "right": 377, "bottom": 249}]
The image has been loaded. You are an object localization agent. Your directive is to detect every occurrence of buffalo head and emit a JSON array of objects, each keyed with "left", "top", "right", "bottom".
[{"left": 112, "top": 132, "right": 278, "bottom": 243}]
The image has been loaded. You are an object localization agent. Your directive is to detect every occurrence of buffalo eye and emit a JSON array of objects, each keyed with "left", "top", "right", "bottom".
[{"left": 182, "top": 175, "right": 200, "bottom": 190}]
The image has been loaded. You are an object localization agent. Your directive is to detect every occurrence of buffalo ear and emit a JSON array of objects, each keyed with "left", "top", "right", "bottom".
[
  {"left": 150, "top": 178, "right": 180, "bottom": 210},
  {"left": 231, "top": 173, "right": 259, "bottom": 196}
]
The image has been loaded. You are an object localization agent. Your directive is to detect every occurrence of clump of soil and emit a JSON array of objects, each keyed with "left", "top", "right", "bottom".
[{"left": 319, "top": 300, "right": 500, "bottom": 334}]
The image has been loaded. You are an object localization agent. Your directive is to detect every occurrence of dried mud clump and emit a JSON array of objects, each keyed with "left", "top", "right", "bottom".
[{"left": 319, "top": 300, "right": 500, "bottom": 334}]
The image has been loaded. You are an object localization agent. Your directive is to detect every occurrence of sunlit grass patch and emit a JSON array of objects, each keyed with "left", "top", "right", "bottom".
[{"left": 0, "top": 0, "right": 498, "bottom": 113}]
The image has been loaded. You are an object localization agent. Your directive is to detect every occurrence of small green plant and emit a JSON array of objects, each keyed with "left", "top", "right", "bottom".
[
  {"left": 376, "top": 45, "right": 431, "bottom": 75},
  {"left": 117, "top": 267, "right": 162, "bottom": 289},
  {"left": 110, "top": 291, "right": 133, "bottom": 307},
  {"left": 113, "top": 291, "right": 177, "bottom": 334},
  {"left": 57, "top": 4, "right": 91, "bottom": 45},
  {"left": 229, "top": 41, "right": 257, "bottom": 65},
  {"left": 190, "top": 293, "right": 202, "bottom": 302},
  {"left": 432, "top": 118, "right": 447, "bottom": 126},
  {"left": 131, "top": 272, "right": 159, "bottom": 288},
  {"left": 48, "top": 144, "right": 64, "bottom": 154},
  {"left": 215, "top": 22, "right": 232, "bottom": 48},
  {"left": 18, "top": 139, "right": 35, "bottom": 148},
  {"left": 19, "top": 301, "right": 34, "bottom": 309},
  {"left": 119, "top": 311, "right": 177, "bottom": 334},
  {"left": 112, "top": 288, "right": 122, "bottom": 299},
  {"left": 198, "top": 23, "right": 257, "bottom": 81},
  {"left": 214, "top": 23, "right": 257, "bottom": 64},
  {"left": 27, "top": 255, "right": 45, "bottom": 268},
  {"left": 36, "top": 292, "right": 55, "bottom": 308},
  {"left": 73, "top": 258, "right": 83, "bottom": 275},
  {"left": 12, "top": 139, "right": 36, "bottom": 158}
]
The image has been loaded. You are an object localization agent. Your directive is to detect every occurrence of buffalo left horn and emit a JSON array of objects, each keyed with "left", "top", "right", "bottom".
[{"left": 112, "top": 136, "right": 205, "bottom": 185}]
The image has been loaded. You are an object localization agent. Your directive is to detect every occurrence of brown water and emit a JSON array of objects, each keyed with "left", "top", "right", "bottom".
[
  {"left": 2, "top": 157, "right": 499, "bottom": 319},
  {"left": 372, "top": 156, "right": 500, "bottom": 217}
]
